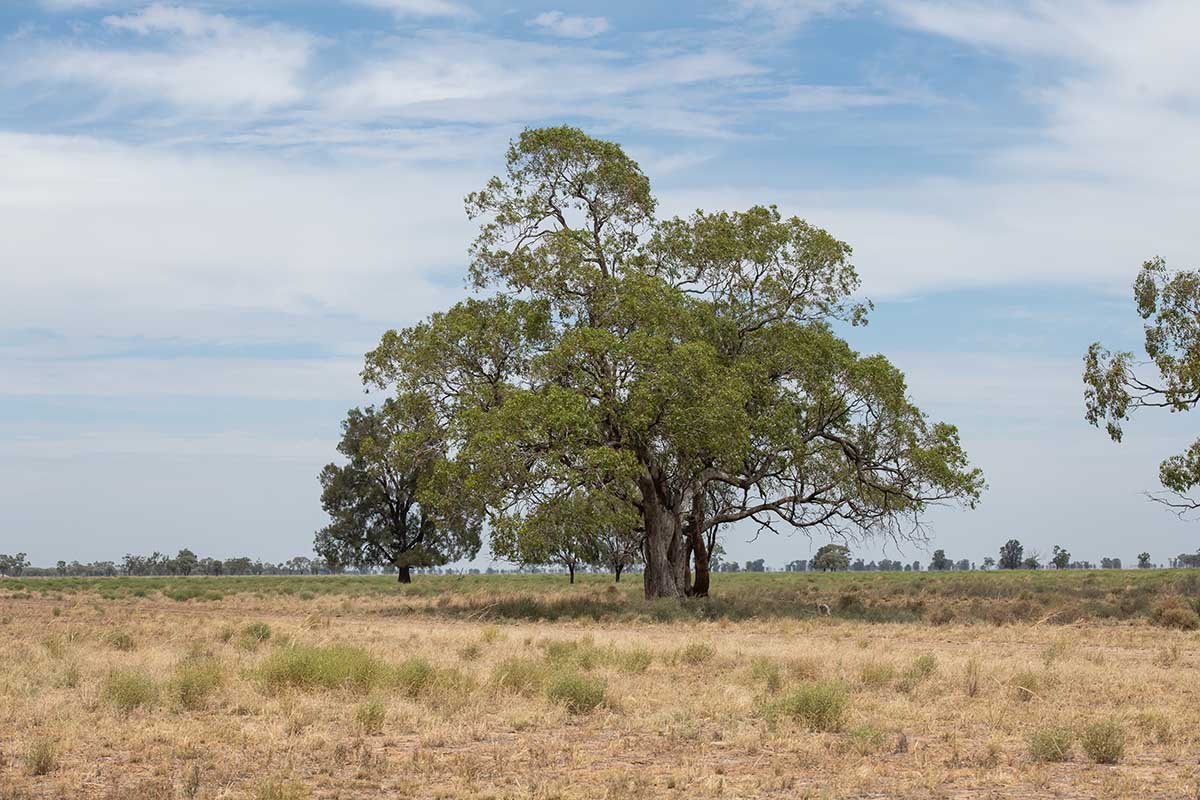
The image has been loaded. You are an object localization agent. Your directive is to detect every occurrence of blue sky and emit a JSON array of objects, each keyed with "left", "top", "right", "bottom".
[{"left": 3, "top": 0, "right": 1199, "bottom": 568}]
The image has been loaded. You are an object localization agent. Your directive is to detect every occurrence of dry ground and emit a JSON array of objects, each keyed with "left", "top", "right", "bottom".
[{"left": 1, "top": 586, "right": 1199, "bottom": 799}]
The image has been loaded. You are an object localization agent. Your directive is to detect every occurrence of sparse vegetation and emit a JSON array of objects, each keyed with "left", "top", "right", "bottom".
[{"left": 2, "top": 574, "right": 1197, "bottom": 797}]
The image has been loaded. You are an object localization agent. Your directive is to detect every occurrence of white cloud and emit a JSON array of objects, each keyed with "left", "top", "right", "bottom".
[
  {"left": 329, "top": 33, "right": 762, "bottom": 133},
  {"left": 527, "top": 11, "right": 610, "bottom": 38},
  {"left": 351, "top": 0, "right": 473, "bottom": 18},
  {"left": 0, "top": 132, "right": 479, "bottom": 342},
  {"left": 16, "top": 5, "right": 316, "bottom": 114}
]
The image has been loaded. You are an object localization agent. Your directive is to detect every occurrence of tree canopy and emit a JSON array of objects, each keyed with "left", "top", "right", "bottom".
[
  {"left": 364, "top": 126, "right": 984, "bottom": 599},
  {"left": 1085, "top": 257, "right": 1200, "bottom": 512},
  {"left": 315, "top": 397, "right": 482, "bottom": 582}
]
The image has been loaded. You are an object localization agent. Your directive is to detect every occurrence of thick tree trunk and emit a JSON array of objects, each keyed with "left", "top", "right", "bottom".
[
  {"left": 614, "top": 564, "right": 622, "bottom": 583},
  {"left": 642, "top": 495, "right": 687, "bottom": 599},
  {"left": 568, "top": 563, "right": 575, "bottom": 584},
  {"left": 397, "top": 565, "right": 412, "bottom": 583}
]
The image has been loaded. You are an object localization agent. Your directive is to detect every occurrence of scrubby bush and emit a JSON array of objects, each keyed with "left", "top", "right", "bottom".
[
  {"left": 765, "top": 682, "right": 849, "bottom": 732},
  {"left": 1152, "top": 604, "right": 1200, "bottom": 631},
  {"left": 355, "top": 701, "right": 386, "bottom": 735},
  {"left": 1008, "top": 670, "right": 1044, "bottom": 702},
  {"left": 1028, "top": 727, "right": 1073, "bottom": 762},
  {"left": 1081, "top": 719, "right": 1125, "bottom": 764},
  {"left": 104, "top": 670, "right": 157, "bottom": 713},
  {"left": 545, "top": 670, "right": 607, "bottom": 713}
]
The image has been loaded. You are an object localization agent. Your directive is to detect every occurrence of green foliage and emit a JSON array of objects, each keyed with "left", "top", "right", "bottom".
[
  {"left": 362, "top": 125, "right": 983, "bottom": 600},
  {"left": 1085, "top": 257, "right": 1200, "bottom": 509},
  {"left": 1081, "top": 719, "right": 1126, "bottom": 764},
  {"left": 240, "top": 622, "right": 272, "bottom": 649},
  {"left": 257, "top": 644, "right": 396, "bottom": 694},
  {"left": 1028, "top": 727, "right": 1074, "bottom": 762},
  {"left": 999, "top": 539, "right": 1024, "bottom": 570},
  {"left": 765, "top": 682, "right": 849, "bottom": 731},
  {"left": 858, "top": 661, "right": 895, "bottom": 689},
  {"left": 171, "top": 657, "right": 224, "bottom": 710},
  {"left": 1151, "top": 602, "right": 1200, "bottom": 630},
  {"left": 848, "top": 724, "right": 887, "bottom": 755},
  {"left": 103, "top": 670, "right": 158, "bottom": 713},
  {"left": 255, "top": 780, "right": 308, "bottom": 800},
  {"left": 355, "top": 701, "right": 387, "bottom": 735},
  {"left": 314, "top": 397, "right": 482, "bottom": 580},
  {"left": 545, "top": 670, "right": 607, "bottom": 713},
  {"left": 491, "top": 657, "right": 549, "bottom": 696},
  {"left": 812, "top": 544, "right": 851, "bottom": 572}
]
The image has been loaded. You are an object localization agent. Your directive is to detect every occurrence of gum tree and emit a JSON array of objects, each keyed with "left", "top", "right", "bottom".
[
  {"left": 315, "top": 396, "right": 482, "bottom": 582},
  {"left": 365, "top": 126, "right": 984, "bottom": 599},
  {"left": 1085, "top": 257, "right": 1200, "bottom": 513}
]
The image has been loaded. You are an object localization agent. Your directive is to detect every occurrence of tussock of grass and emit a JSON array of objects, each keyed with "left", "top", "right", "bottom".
[
  {"left": 764, "top": 682, "right": 849, "bottom": 732},
  {"left": 613, "top": 646, "right": 653, "bottom": 674},
  {"left": 25, "top": 738, "right": 57, "bottom": 776},
  {"left": 545, "top": 670, "right": 606, "bottom": 713},
  {"left": 103, "top": 669, "right": 157, "bottom": 713},
  {"left": 858, "top": 661, "right": 895, "bottom": 689},
  {"left": 491, "top": 657, "right": 549, "bottom": 696},
  {"left": 255, "top": 780, "right": 308, "bottom": 800},
  {"left": 240, "top": 622, "right": 272, "bottom": 649},
  {"left": 1081, "top": 719, "right": 1126, "bottom": 764},
  {"left": 257, "top": 644, "right": 395, "bottom": 694},
  {"left": 896, "top": 654, "right": 937, "bottom": 693},
  {"left": 750, "top": 657, "right": 783, "bottom": 693},
  {"left": 106, "top": 629, "right": 135, "bottom": 651},
  {"left": 1008, "top": 669, "right": 1048, "bottom": 702},
  {"left": 1028, "top": 727, "right": 1073, "bottom": 762},
  {"left": 672, "top": 641, "right": 715, "bottom": 666},
  {"left": 848, "top": 724, "right": 887, "bottom": 755},
  {"left": 171, "top": 657, "right": 224, "bottom": 710},
  {"left": 355, "top": 700, "right": 386, "bottom": 734}
]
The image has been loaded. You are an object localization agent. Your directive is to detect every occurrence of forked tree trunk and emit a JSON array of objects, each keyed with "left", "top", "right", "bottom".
[
  {"left": 614, "top": 563, "right": 622, "bottom": 582},
  {"left": 568, "top": 563, "right": 575, "bottom": 584},
  {"left": 642, "top": 495, "right": 688, "bottom": 600},
  {"left": 397, "top": 565, "right": 412, "bottom": 583}
]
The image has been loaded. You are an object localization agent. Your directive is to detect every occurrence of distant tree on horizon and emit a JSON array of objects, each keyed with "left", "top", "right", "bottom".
[
  {"left": 1138, "top": 552, "right": 1152, "bottom": 568},
  {"left": 315, "top": 399, "right": 481, "bottom": 583},
  {"left": 1051, "top": 545, "right": 1070, "bottom": 570},
  {"left": 812, "top": 544, "right": 851, "bottom": 572},
  {"left": 999, "top": 539, "right": 1024, "bottom": 570}
]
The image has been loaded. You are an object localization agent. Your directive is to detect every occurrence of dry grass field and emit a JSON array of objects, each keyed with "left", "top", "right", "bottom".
[{"left": 2, "top": 573, "right": 1199, "bottom": 799}]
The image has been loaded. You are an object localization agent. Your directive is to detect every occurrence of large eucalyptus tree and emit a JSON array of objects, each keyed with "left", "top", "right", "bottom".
[{"left": 364, "top": 126, "right": 983, "bottom": 599}]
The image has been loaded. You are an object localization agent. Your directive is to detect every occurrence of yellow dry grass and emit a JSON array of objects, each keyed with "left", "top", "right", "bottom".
[{"left": 2, "top": 589, "right": 1198, "bottom": 799}]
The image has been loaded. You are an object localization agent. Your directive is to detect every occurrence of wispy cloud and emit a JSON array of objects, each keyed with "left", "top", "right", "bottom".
[
  {"left": 16, "top": 4, "right": 316, "bottom": 114},
  {"left": 527, "top": 10, "right": 610, "bottom": 38},
  {"left": 350, "top": 0, "right": 473, "bottom": 19}
]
